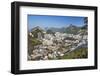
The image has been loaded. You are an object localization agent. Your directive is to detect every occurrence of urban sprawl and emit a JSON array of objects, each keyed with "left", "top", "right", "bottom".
[{"left": 28, "top": 25, "right": 88, "bottom": 60}]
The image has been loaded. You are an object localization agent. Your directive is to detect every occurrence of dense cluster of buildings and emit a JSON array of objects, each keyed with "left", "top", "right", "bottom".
[{"left": 28, "top": 30, "right": 87, "bottom": 60}]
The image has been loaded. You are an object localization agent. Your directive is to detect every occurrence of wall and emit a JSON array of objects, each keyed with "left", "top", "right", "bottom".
[{"left": 0, "top": 0, "right": 99, "bottom": 76}]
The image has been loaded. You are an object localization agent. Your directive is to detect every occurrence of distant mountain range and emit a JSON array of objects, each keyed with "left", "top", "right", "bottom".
[
  {"left": 29, "top": 24, "right": 87, "bottom": 35},
  {"left": 45, "top": 24, "right": 86, "bottom": 34},
  {"left": 64, "top": 24, "right": 81, "bottom": 34}
]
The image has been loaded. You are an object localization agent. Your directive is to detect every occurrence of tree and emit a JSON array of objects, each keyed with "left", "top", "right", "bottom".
[{"left": 81, "top": 17, "right": 88, "bottom": 29}]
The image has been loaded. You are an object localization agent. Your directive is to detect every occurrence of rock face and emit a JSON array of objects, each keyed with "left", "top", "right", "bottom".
[{"left": 28, "top": 25, "right": 88, "bottom": 61}]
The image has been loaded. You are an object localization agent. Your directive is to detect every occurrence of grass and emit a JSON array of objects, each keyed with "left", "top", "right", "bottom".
[
  {"left": 61, "top": 48, "right": 88, "bottom": 59},
  {"left": 31, "top": 38, "right": 42, "bottom": 46}
]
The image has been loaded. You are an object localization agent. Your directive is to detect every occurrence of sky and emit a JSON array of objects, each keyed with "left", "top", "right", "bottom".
[{"left": 28, "top": 15, "right": 86, "bottom": 30}]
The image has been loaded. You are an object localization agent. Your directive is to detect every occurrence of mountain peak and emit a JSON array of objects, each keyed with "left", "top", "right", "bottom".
[
  {"left": 31, "top": 26, "right": 44, "bottom": 32},
  {"left": 69, "top": 24, "right": 77, "bottom": 28}
]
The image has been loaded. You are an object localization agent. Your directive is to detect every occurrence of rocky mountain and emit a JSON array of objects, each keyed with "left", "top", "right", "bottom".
[
  {"left": 46, "top": 24, "right": 81, "bottom": 35},
  {"left": 29, "top": 24, "right": 87, "bottom": 36},
  {"left": 29, "top": 26, "right": 45, "bottom": 39},
  {"left": 31, "top": 26, "right": 44, "bottom": 32},
  {"left": 64, "top": 24, "right": 81, "bottom": 34}
]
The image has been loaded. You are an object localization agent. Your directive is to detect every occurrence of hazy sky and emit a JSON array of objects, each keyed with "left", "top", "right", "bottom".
[{"left": 28, "top": 15, "right": 85, "bottom": 30}]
